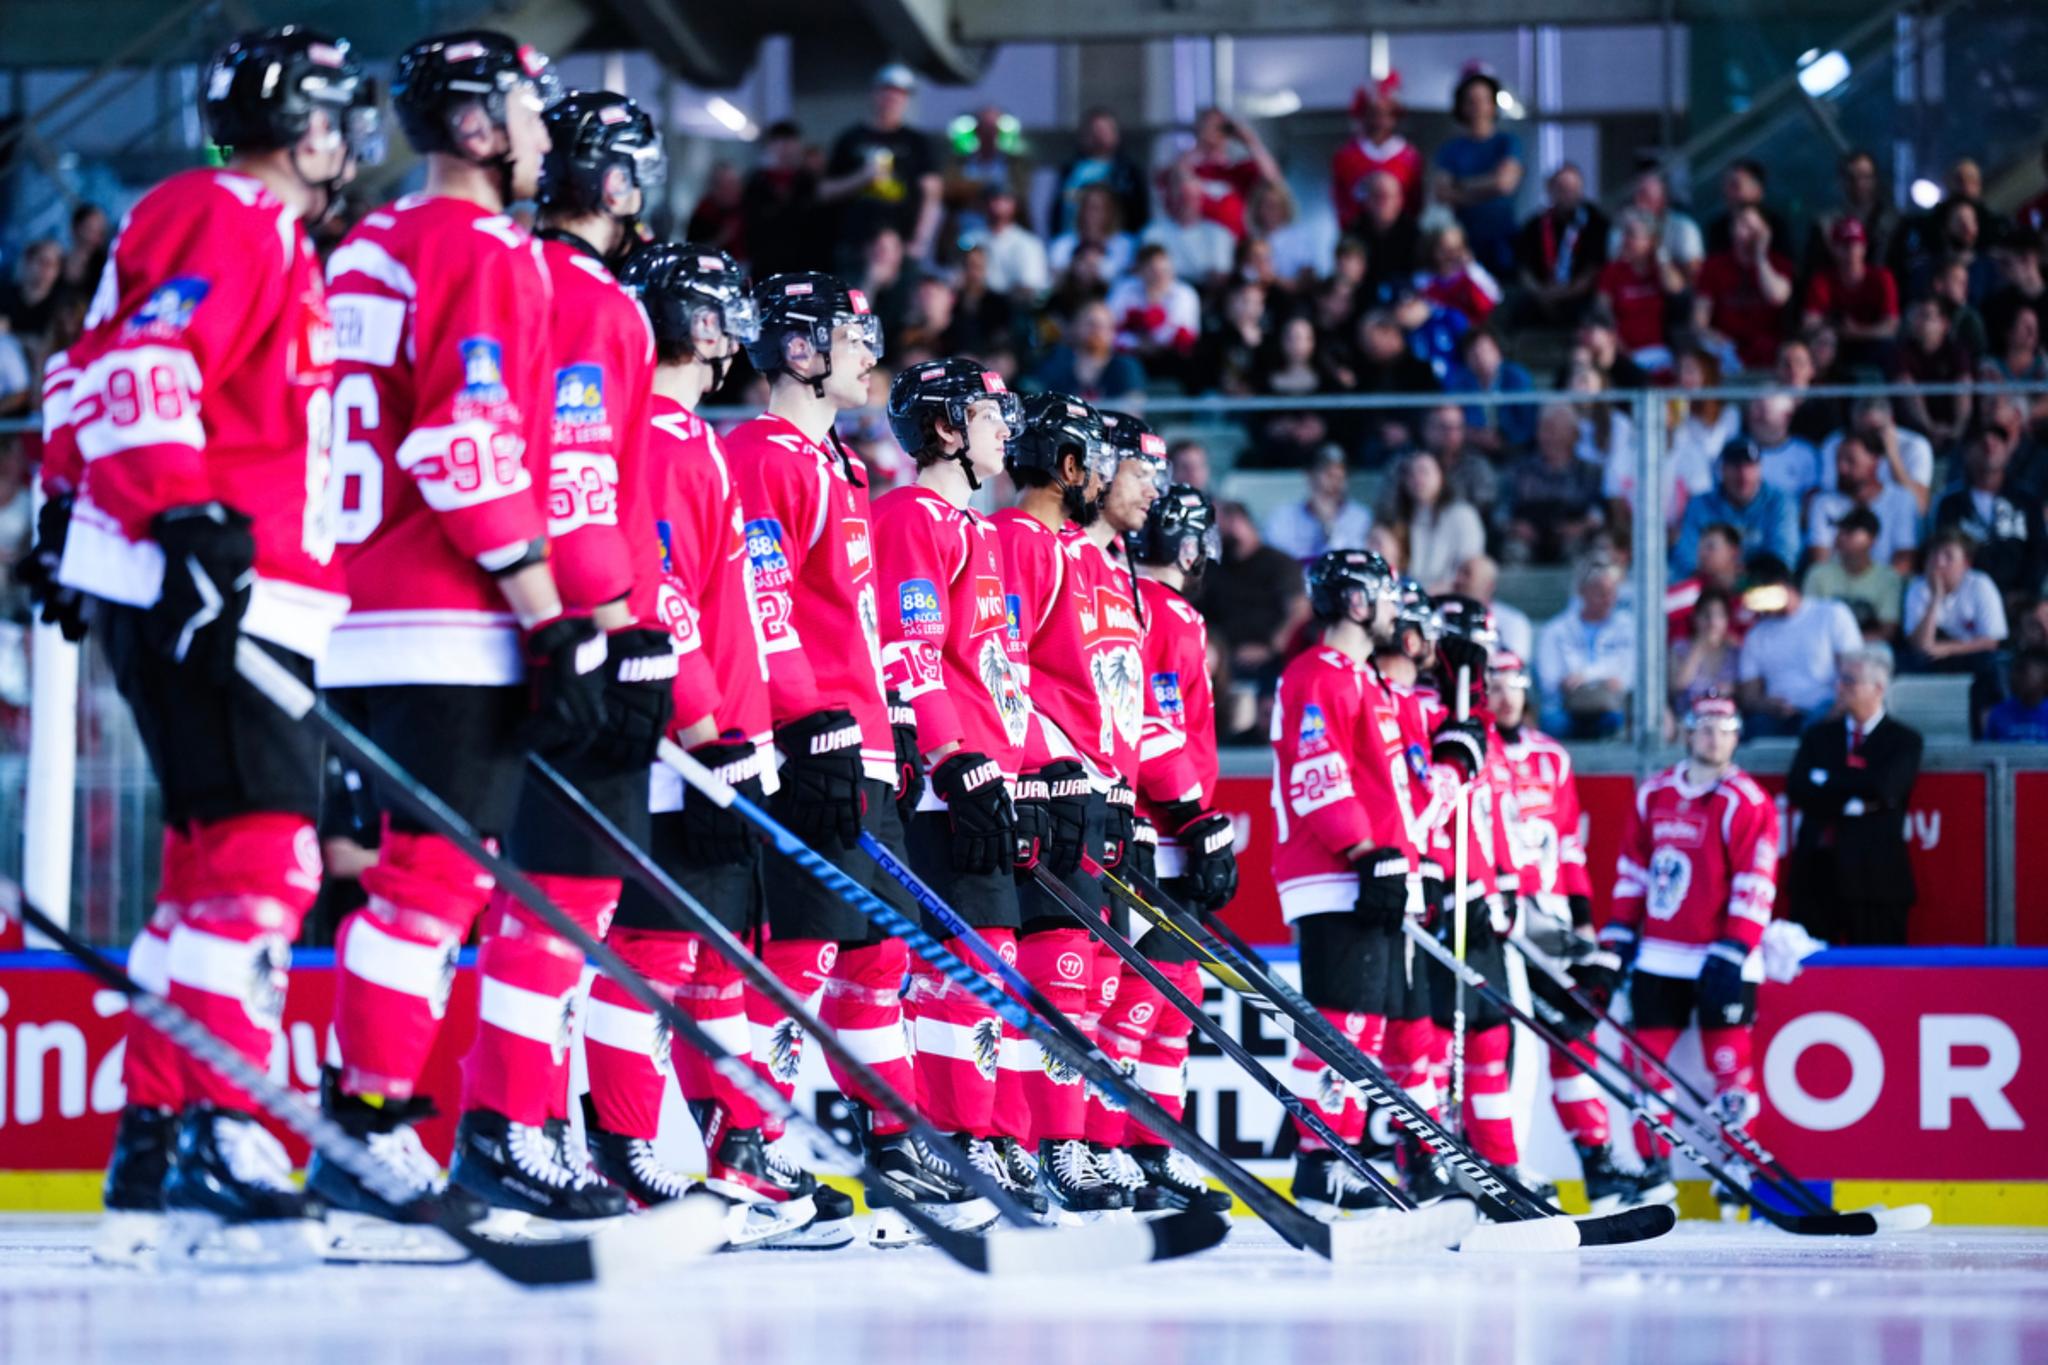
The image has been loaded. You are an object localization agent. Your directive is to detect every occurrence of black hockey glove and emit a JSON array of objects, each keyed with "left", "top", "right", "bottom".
[
  {"left": 19, "top": 493, "right": 89, "bottom": 642},
  {"left": 930, "top": 751, "right": 1013, "bottom": 875},
  {"left": 520, "top": 614, "right": 609, "bottom": 760},
  {"left": 586, "top": 627, "right": 677, "bottom": 769},
  {"left": 1568, "top": 946, "right": 1624, "bottom": 1016},
  {"left": 1352, "top": 847, "right": 1412, "bottom": 935},
  {"left": 1436, "top": 635, "right": 1490, "bottom": 706},
  {"left": 1102, "top": 780, "right": 1137, "bottom": 869},
  {"left": 1445, "top": 889, "right": 1496, "bottom": 953},
  {"left": 1566, "top": 893, "right": 1594, "bottom": 929},
  {"left": 887, "top": 691, "right": 925, "bottom": 823},
  {"left": 145, "top": 503, "right": 255, "bottom": 682},
  {"left": 773, "top": 708, "right": 867, "bottom": 848},
  {"left": 678, "top": 738, "right": 764, "bottom": 866},
  {"left": 1417, "top": 862, "right": 1446, "bottom": 932},
  {"left": 1165, "top": 799, "right": 1238, "bottom": 910},
  {"left": 1015, "top": 759, "right": 1089, "bottom": 875},
  {"left": 1597, "top": 921, "right": 1641, "bottom": 971},
  {"left": 1696, "top": 937, "right": 1749, "bottom": 1027},
  {"left": 1430, "top": 714, "right": 1489, "bottom": 782}
]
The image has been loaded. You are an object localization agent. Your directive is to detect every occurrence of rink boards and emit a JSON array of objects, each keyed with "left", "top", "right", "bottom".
[{"left": 0, "top": 945, "right": 2041, "bottom": 1224}]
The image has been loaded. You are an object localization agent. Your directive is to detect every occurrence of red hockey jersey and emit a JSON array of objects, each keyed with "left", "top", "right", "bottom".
[
  {"left": 1135, "top": 576, "right": 1212, "bottom": 822},
  {"left": 52, "top": 168, "right": 347, "bottom": 660},
  {"left": 1269, "top": 645, "right": 1418, "bottom": 921},
  {"left": 994, "top": 511, "right": 1144, "bottom": 785},
  {"left": 538, "top": 235, "right": 656, "bottom": 614},
  {"left": 1610, "top": 763, "right": 1780, "bottom": 977},
  {"left": 724, "top": 413, "right": 893, "bottom": 782},
  {"left": 872, "top": 484, "right": 1030, "bottom": 777},
  {"left": 637, "top": 397, "right": 774, "bottom": 812},
  {"left": 1497, "top": 727, "right": 1592, "bottom": 899},
  {"left": 321, "top": 195, "right": 554, "bottom": 687}
]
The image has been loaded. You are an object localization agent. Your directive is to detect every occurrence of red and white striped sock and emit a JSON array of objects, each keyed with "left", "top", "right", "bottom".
[
  {"left": 1125, "top": 958, "right": 1201, "bottom": 1146},
  {"left": 1462, "top": 1024, "right": 1519, "bottom": 1166},
  {"left": 904, "top": 932, "right": 1010, "bottom": 1137},
  {"left": 746, "top": 938, "right": 835, "bottom": 1140},
  {"left": 122, "top": 828, "right": 198, "bottom": 1110},
  {"left": 1015, "top": 927, "right": 1094, "bottom": 1143},
  {"left": 821, "top": 938, "right": 915, "bottom": 1137},
  {"left": 1550, "top": 1038, "right": 1611, "bottom": 1146}
]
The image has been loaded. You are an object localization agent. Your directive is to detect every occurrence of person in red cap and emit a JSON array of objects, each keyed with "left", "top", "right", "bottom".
[
  {"left": 1332, "top": 76, "right": 1422, "bottom": 236},
  {"left": 1601, "top": 692, "right": 1780, "bottom": 1208},
  {"left": 1802, "top": 214, "right": 1900, "bottom": 372}
]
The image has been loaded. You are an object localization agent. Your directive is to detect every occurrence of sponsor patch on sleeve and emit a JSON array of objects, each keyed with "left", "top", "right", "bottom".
[
  {"left": 458, "top": 336, "right": 508, "bottom": 403},
  {"left": 124, "top": 276, "right": 211, "bottom": 339},
  {"left": 898, "top": 577, "right": 943, "bottom": 635}
]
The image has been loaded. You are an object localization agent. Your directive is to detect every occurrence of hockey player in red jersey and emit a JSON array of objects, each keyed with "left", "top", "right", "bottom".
[
  {"left": 871, "top": 358, "right": 1043, "bottom": 1215},
  {"left": 1603, "top": 693, "right": 1781, "bottom": 1206},
  {"left": 1105, "top": 480, "right": 1234, "bottom": 1214},
  {"left": 1270, "top": 549, "right": 1428, "bottom": 1218},
  {"left": 993, "top": 393, "right": 1149, "bottom": 1216},
  {"left": 21, "top": 26, "right": 377, "bottom": 1262},
  {"left": 313, "top": 33, "right": 639, "bottom": 1233},
  {"left": 571, "top": 242, "right": 838, "bottom": 1246},
  {"left": 1488, "top": 651, "right": 1643, "bottom": 1211},
  {"left": 725, "top": 272, "right": 997, "bottom": 1242},
  {"left": 433, "top": 87, "right": 686, "bottom": 1227}
]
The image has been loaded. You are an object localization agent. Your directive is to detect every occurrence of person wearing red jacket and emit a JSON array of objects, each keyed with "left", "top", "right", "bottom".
[
  {"left": 726, "top": 271, "right": 996, "bottom": 1242},
  {"left": 872, "top": 358, "right": 1040, "bottom": 1213},
  {"left": 313, "top": 33, "right": 633, "bottom": 1235},
  {"left": 1101, "top": 480, "right": 1234, "bottom": 1216},
  {"left": 439, "top": 88, "right": 682, "bottom": 1229},
  {"left": 1603, "top": 693, "right": 1781, "bottom": 1205},
  {"left": 571, "top": 242, "right": 837, "bottom": 1248},
  {"left": 1489, "top": 651, "right": 1646, "bottom": 1212},
  {"left": 22, "top": 24, "right": 377, "bottom": 1264},
  {"left": 1271, "top": 548, "right": 1436, "bottom": 1218},
  {"left": 992, "top": 393, "right": 1143, "bottom": 1217}
]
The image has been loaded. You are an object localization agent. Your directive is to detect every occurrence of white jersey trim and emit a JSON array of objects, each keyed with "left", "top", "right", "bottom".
[
  {"left": 318, "top": 610, "right": 523, "bottom": 687},
  {"left": 1637, "top": 938, "right": 1766, "bottom": 983},
  {"left": 1278, "top": 872, "right": 1360, "bottom": 923}
]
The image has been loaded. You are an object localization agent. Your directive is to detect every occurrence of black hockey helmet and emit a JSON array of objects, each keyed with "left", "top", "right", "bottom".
[
  {"left": 1009, "top": 392, "right": 1115, "bottom": 484},
  {"left": 203, "top": 26, "right": 382, "bottom": 163},
  {"left": 745, "top": 272, "right": 884, "bottom": 388},
  {"left": 392, "top": 30, "right": 558, "bottom": 158},
  {"left": 1100, "top": 409, "right": 1170, "bottom": 495},
  {"left": 538, "top": 90, "right": 665, "bottom": 216},
  {"left": 886, "top": 357, "right": 1020, "bottom": 484},
  {"left": 1130, "top": 483, "right": 1218, "bottom": 572},
  {"left": 1391, "top": 576, "right": 1437, "bottom": 639},
  {"left": 618, "top": 240, "right": 757, "bottom": 381},
  {"left": 1433, "top": 593, "right": 1499, "bottom": 650},
  {"left": 1307, "top": 548, "right": 1395, "bottom": 623}
]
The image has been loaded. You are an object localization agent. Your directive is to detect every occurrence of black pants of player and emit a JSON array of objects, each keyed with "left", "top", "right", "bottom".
[
  {"left": 760, "top": 777, "right": 919, "bottom": 945},
  {"left": 904, "top": 807, "right": 1021, "bottom": 936},
  {"left": 1630, "top": 967, "right": 1760, "bottom": 1030},
  {"left": 328, "top": 684, "right": 530, "bottom": 840},
  {"left": 1427, "top": 927, "right": 1511, "bottom": 1033},
  {"left": 100, "top": 606, "right": 323, "bottom": 829},
  {"left": 1015, "top": 790, "right": 1123, "bottom": 938},
  {"left": 613, "top": 809, "right": 765, "bottom": 937},
  {"left": 1120, "top": 836, "right": 1200, "bottom": 966}
]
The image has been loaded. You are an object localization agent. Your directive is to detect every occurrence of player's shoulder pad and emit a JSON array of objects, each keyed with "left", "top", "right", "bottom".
[{"left": 1722, "top": 770, "right": 1769, "bottom": 807}]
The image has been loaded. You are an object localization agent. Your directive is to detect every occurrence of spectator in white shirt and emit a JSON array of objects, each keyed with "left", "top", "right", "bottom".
[
  {"left": 1806, "top": 432, "right": 1922, "bottom": 570},
  {"left": 1106, "top": 244, "right": 1202, "bottom": 374},
  {"left": 973, "top": 184, "right": 1050, "bottom": 298},
  {"left": 1048, "top": 183, "right": 1135, "bottom": 280},
  {"left": 1141, "top": 171, "right": 1236, "bottom": 288},
  {"left": 1262, "top": 446, "right": 1374, "bottom": 561},
  {"left": 1535, "top": 555, "right": 1636, "bottom": 738},
  {"left": 1742, "top": 392, "right": 1821, "bottom": 501},
  {"left": 1664, "top": 347, "right": 1742, "bottom": 526},
  {"left": 1819, "top": 396, "right": 1934, "bottom": 512},
  {"left": 1904, "top": 530, "right": 2011, "bottom": 734},
  {"left": 1738, "top": 554, "right": 1863, "bottom": 735}
]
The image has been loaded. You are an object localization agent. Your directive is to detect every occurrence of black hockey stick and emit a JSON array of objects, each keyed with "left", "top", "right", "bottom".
[
  {"left": 1017, "top": 866, "right": 1477, "bottom": 1250},
  {"left": 233, "top": 643, "right": 1211, "bottom": 1274},
  {"left": 661, "top": 740, "right": 1438, "bottom": 1261},
  {"left": 1100, "top": 866, "right": 1677, "bottom": 1248},
  {"left": 1402, "top": 920, "right": 1905, "bottom": 1236},
  {"left": 0, "top": 876, "right": 729, "bottom": 1286},
  {"left": 1506, "top": 936, "right": 1932, "bottom": 1232},
  {"left": 857, "top": 830, "right": 1475, "bottom": 1250}
]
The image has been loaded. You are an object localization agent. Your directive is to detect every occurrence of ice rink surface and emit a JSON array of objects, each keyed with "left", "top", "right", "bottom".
[{"left": 1, "top": 1215, "right": 2043, "bottom": 1365}]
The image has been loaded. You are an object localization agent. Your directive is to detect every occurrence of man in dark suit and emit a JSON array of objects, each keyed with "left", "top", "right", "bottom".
[{"left": 1786, "top": 647, "right": 1925, "bottom": 944}]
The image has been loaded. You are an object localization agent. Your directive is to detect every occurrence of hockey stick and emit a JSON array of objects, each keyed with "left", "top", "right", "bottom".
[
  {"left": 1402, "top": 920, "right": 1908, "bottom": 1236},
  {"left": 1506, "top": 936, "right": 1931, "bottom": 1232},
  {"left": 1099, "top": 866, "right": 1678, "bottom": 1249},
  {"left": 1018, "top": 865, "right": 1477, "bottom": 1251},
  {"left": 658, "top": 739, "right": 1439, "bottom": 1263},
  {"left": 233, "top": 644, "right": 1215, "bottom": 1274},
  {"left": 0, "top": 876, "right": 730, "bottom": 1287},
  {"left": 1449, "top": 665, "right": 1471, "bottom": 1138}
]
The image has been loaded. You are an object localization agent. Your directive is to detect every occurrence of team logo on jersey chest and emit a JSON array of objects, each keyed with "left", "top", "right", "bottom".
[
  {"left": 843, "top": 516, "right": 872, "bottom": 579},
  {"left": 898, "top": 578, "right": 943, "bottom": 635},
  {"left": 126, "top": 276, "right": 209, "bottom": 339},
  {"left": 1652, "top": 814, "right": 1707, "bottom": 847},
  {"left": 970, "top": 575, "right": 1007, "bottom": 638},
  {"left": 979, "top": 635, "right": 1030, "bottom": 746},
  {"left": 1077, "top": 585, "right": 1140, "bottom": 644}
]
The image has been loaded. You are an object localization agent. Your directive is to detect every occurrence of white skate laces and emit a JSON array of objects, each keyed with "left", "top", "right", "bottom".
[
  {"left": 625, "top": 1140, "right": 695, "bottom": 1201},
  {"left": 1050, "top": 1139, "right": 1104, "bottom": 1189},
  {"left": 365, "top": 1124, "right": 444, "bottom": 1198},
  {"left": 1163, "top": 1147, "right": 1212, "bottom": 1190},
  {"left": 219, "top": 1114, "right": 297, "bottom": 1192},
  {"left": 966, "top": 1138, "right": 1014, "bottom": 1189},
  {"left": 508, "top": 1123, "right": 580, "bottom": 1189},
  {"left": 1102, "top": 1148, "right": 1146, "bottom": 1193}
]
